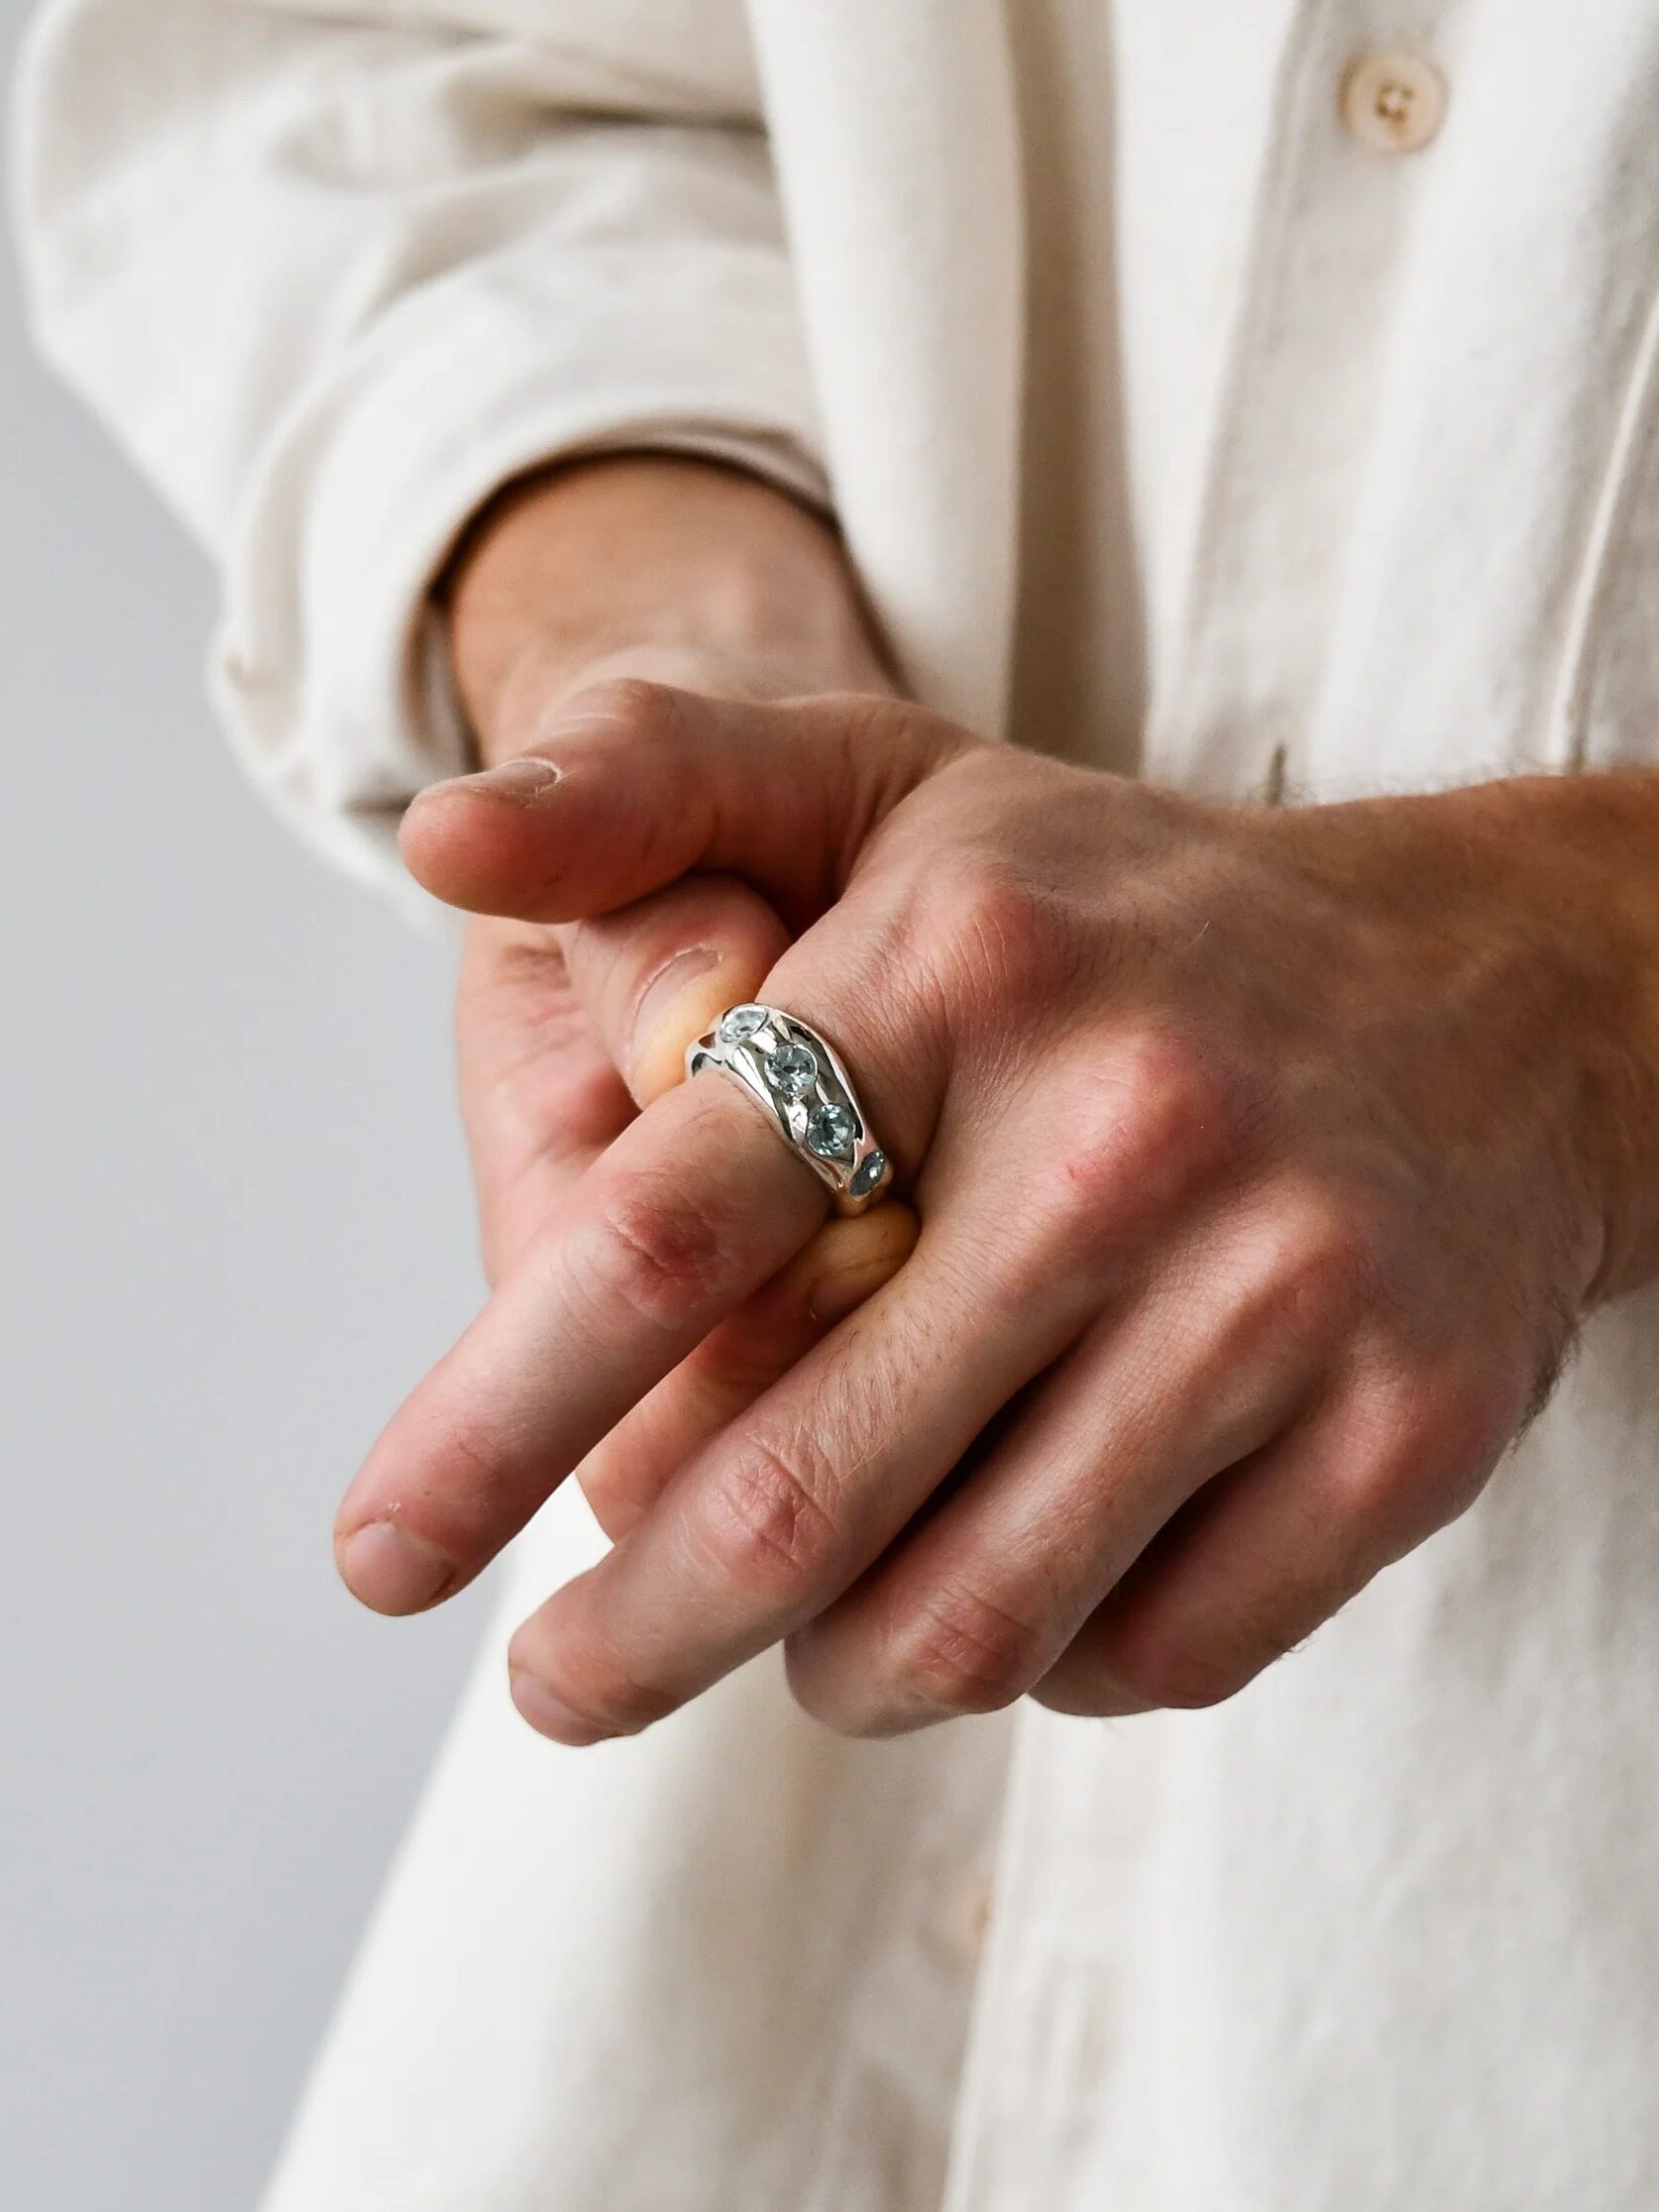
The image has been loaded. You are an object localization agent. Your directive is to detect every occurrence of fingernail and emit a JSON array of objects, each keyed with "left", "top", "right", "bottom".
[
  {"left": 434, "top": 755, "right": 563, "bottom": 807},
  {"left": 509, "top": 1668, "right": 611, "bottom": 1746},
  {"left": 631, "top": 944, "right": 719, "bottom": 1063},
  {"left": 338, "top": 1521, "right": 456, "bottom": 1614}
]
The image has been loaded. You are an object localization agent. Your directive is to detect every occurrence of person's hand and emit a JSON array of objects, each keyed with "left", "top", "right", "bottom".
[
  {"left": 416, "top": 453, "right": 919, "bottom": 1553},
  {"left": 358, "top": 685, "right": 1659, "bottom": 1737}
]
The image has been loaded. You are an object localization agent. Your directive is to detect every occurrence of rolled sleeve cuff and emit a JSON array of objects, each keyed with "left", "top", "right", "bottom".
[{"left": 211, "top": 241, "right": 829, "bottom": 920}]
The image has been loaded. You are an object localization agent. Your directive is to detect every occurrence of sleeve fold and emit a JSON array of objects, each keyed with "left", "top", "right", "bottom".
[{"left": 13, "top": 0, "right": 826, "bottom": 901}]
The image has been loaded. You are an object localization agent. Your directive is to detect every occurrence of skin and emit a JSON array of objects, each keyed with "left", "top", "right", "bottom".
[
  {"left": 335, "top": 458, "right": 1659, "bottom": 1743},
  {"left": 426, "top": 458, "right": 915, "bottom": 1546}
]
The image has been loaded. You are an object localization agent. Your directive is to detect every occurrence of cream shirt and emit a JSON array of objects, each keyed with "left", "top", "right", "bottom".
[{"left": 16, "top": 4, "right": 1659, "bottom": 2207}]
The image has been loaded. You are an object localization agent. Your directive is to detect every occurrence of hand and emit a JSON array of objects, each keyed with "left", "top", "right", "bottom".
[
  {"left": 359, "top": 683, "right": 1659, "bottom": 1734},
  {"left": 419, "top": 452, "right": 919, "bottom": 1552},
  {"left": 350, "top": 707, "right": 1658, "bottom": 1740}
]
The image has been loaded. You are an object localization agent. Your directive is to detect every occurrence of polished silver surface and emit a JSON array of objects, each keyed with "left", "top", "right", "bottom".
[{"left": 686, "top": 1003, "right": 894, "bottom": 1215}]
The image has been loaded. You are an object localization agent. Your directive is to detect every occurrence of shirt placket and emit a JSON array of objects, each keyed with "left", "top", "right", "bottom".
[
  {"left": 946, "top": 7, "right": 1466, "bottom": 2204},
  {"left": 940, "top": 1707, "right": 1161, "bottom": 2212},
  {"left": 1145, "top": 0, "right": 1462, "bottom": 807}
]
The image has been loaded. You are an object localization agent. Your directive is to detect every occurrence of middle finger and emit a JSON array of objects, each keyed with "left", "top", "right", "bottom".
[
  {"left": 577, "top": 1202, "right": 920, "bottom": 1542},
  {"left": 503, "top": 1191, "right": 1106, "bottom": 1744}
]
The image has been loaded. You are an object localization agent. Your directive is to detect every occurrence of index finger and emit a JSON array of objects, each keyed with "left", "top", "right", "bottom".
[{"left": 334, "top": 1074, "right": 829, "bottom": 1613}]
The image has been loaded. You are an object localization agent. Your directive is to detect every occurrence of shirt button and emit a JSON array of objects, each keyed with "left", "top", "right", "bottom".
[{"left": 1340, "top": 51, "right": 1447, "bottom": 155}]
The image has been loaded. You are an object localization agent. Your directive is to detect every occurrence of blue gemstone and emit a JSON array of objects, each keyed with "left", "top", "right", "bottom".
[
  {"left": 806, "top": 1103, "right": 855, "bottom": 1160},
  {"left": 766, "top": 1042, "right": 819, "bottom": 1099},
  {"left": 719, "top": 1004, "right": 768, "bottom": 1045},
  {"left": 848, "top": 1152, "right": 888, "bottom": 1198}
]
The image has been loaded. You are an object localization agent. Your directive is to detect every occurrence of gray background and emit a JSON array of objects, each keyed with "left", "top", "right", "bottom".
[{"left": 2, "top": 12, "right": 496, "bottom": 2206}]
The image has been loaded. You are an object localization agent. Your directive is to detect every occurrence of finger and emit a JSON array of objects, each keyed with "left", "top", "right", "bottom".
[
  {"left": 559, "top": 871, "right": 790, "bottom": 1105},
  {"left": 502, "top": 1193, "right": 1108, "bottom": 1747},
  {"left": 578, "top": 1203, "right": 919, "bottom": 1542},
  {"left": 334, "top": 1074, "right": 829, "bottom": 1615},
  {"left": 1031, "top": 1358, "right": 1511, "bottom": 1716},
  {"left": 455, "top": 920, "right": 634, "bottom": 1282},
  {"left": 781, "top": 1217, "right": 1331, "bottom": 1737},
  {"left": 397, "top": 681, "right": 963, "bottom": 928},
  {"left": 554, "top": 870, "right": 913, "bottom": 1531},
  {"left": 560, "top": 873, "right": 913, "bottom": 1537}
]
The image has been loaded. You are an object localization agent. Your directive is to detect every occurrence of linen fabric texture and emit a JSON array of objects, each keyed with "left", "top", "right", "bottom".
[{"left": 16, "top": 2, "right": 1659, "bottom": 2206}]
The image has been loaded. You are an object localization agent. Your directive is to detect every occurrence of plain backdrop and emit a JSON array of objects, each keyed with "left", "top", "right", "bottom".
[{"left": 2, "top": 10, "right": 500, "bottom": 2206}]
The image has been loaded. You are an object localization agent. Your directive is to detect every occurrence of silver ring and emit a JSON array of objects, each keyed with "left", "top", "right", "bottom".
[{"left": 686, "top": 1003, "right": 895, "bottom": 1216}]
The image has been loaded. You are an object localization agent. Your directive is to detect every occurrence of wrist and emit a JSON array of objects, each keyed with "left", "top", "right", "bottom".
[{"left": 440, "top": 453, "right": 900, "bottom": 764}]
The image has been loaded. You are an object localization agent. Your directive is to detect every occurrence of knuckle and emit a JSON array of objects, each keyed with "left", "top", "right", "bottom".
[
  {"left": 1310, "top": 1403, "right": 1417, "bottom": 1550},
  {"left": 585, "top": 1172, "right": 735, "bottom": 1331},
  {"left": 1058, "top": 1031, "right": 1240, "bottom": 1224},
  {"left": 1325, "top": 1452, "right": 1418, "bottom": 1559},
  {"left": 912, "top": 855, "right": 1065, "bottom": 1004},
  {"left": 1335, "top": 1367, "right": 1514, "bottom": 1548},
  {"left": 1249, "top": 1181, "right": 1385, "bottom": 1338},
  {"left": 562, "top": 674, "right": 680, "bottom": 745},
  {"left": 1094, "top": 1614, "right": 1257, "bottom": 1713},
  {"left": 885, "top": 1577, "right": 1049, "bottom": 1716},
  {"left": 537, "top": 1634, "right": 675, "bottom": 1738},
  {"left": 1429, "top": 1359, "right": 1532, "bottom": 1473},
  {"left": 697, "top": 1430, "right": 842, "bottom": 1602}
]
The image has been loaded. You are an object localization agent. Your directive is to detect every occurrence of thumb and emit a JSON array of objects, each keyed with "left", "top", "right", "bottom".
[
  {"left": 398, "top": 680, "right": 962, "bottom": 930},
  {"left": 561, "top": 870, "right": 792, "bottom": 1106}
]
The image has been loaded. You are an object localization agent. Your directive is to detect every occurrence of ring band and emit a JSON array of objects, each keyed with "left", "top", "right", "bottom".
[{"left": 686, "top": 1003, "right": 895, "bottom": 1216}]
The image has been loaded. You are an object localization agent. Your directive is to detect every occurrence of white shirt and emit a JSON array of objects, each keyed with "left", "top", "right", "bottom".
[{"left": 16, "top": 4, "right": 1659, "bottom": 2206}]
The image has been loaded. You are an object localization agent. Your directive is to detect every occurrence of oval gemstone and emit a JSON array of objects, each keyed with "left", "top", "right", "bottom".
[
  {"left": 766, "top": 1042, "right": 818, "bottom": 1099},
  {"left": 848, "top": 1152, "right": 888, "bottom": 1198},
  {"left": 806, "top": 1103, "right": 855, "bottom": 1160}
]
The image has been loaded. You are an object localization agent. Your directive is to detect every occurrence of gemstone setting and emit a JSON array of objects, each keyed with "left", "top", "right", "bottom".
[
  {"left": 719, "top": 1004, "right": 769, "bottom": 1045},
  {"left": 691, "top": 1004, "right": 891, "bottom": 1213},
  {"left": 765, "top": 1042, "right": 819, "bottom": 1099},
  {"left": 848, "top": 1151, "right": 888, "bottom": 1199},
  {"left": 805, "top": 1102, "right": 856, "bottom": 1160}
]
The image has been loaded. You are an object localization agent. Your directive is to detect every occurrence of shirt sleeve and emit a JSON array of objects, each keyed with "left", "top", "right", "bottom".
[{"left": 12, "top": 0, "right": 829, "bottom": 907}]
